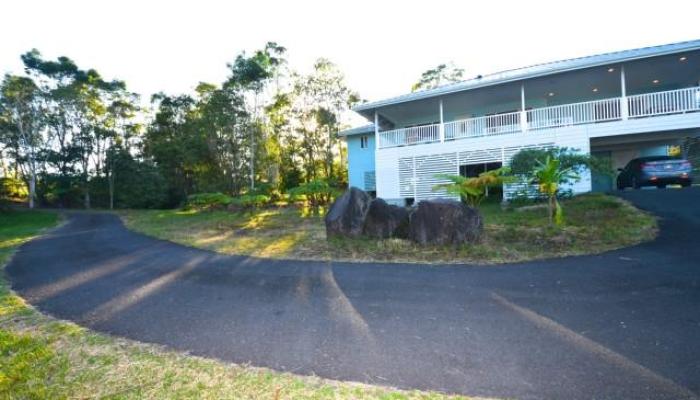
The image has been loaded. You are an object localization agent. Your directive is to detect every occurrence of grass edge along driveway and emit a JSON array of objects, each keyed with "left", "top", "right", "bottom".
[{"left": 122, "top": 193, "right": 657, "bottom": 265}]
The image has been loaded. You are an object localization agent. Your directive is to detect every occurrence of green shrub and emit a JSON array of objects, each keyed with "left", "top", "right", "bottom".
[
  {"left": 510, "top": 147, "right": 612, "bottom": 180},
  {"left": 249, "top": 182, "right": 282, "bottom": 202},
  {"left": 0, "top": 177, "right": 28, "bottom": 200},
  {"left": 288, "top": 179, "right": 339, "bottom": 207},
  {"left": 185, "top": 192, "right": 232, "bottom": 210},
  {"left": 229, "top": 194, "right": 270, "bottom": 209}
]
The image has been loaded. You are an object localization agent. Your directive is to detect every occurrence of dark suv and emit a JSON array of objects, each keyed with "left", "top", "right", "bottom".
[{"left": 617, "top": 156, "right": 692, "bottom": 189}]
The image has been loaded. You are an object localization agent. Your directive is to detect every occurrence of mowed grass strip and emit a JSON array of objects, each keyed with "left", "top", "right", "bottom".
[
  {"left": 122, "top": 193, "right": 657, "bottom": 264},
  {"left": 0, "top": 209, "right": 479, "bottom": 399}
]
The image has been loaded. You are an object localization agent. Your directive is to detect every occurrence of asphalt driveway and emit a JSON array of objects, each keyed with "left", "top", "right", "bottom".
[{"left": 7, "top": 188, "right": 700, "bottom": 400}]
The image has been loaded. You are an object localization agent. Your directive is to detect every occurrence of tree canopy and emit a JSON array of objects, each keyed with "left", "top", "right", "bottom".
[
  {"left": 411, "top": 63, "right": 464, "bottom": 92},
  {"left": 0, "top": 44, "right": 360, "bottom": 209}
]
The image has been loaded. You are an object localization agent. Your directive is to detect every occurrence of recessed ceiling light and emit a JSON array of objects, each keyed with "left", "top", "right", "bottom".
[
  {"left": 652, "top": 79, "right": 660, "bottom": 84},
  {"left": 608, "top": 67, "right": 615, "bottom": 72},
  {"left": 592, "top": 88, "right": 599, "bottom": 92},
  {"left": 548, "top": 92, "right": 555, "bottom": 97},
  {"left": 680, "top": 56, "right": 687, "bottom": 61}
]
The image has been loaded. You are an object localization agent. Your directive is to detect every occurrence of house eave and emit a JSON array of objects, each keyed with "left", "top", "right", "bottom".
[
  {"left": 338, "top": 123, "right": 375, "bottom": 137},
  {"left": 353, "top": 39, "right": 700, "bottom": 119}
]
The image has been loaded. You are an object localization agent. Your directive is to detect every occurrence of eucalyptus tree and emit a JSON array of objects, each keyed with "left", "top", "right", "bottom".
[
  {"left": 103, "top": 93, "right": 141, "bottom": 209},
  {"left": 291, "top": 59, "right": 359, "bottom": 181},
  {"left": 0, "top": 74, "right": 45, "bottom": 208},
  {"left": 226, "top": 42, "right": 287, "bottom": 189},
  {"left": 264, "top": 91, "right": 302, "bottom": 190},
  {"left": 193, "top": 82, "right": 249, "bottom": 194},
  {"left": 20, "top": 49, "right": 125, "bottom": 208},
  {"left": 411, "top": 62, "right": 465, "bottom": 92},
  {"left": 22, "top": 50, "right": 83, "bottom": 185},
  {"left": 143, "top": 93, "right": 199, "bottom": 205}
]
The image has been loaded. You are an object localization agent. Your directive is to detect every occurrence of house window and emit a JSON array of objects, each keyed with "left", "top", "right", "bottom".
[{"left": 360, "top": 135, "right": 369, "bottom": 149}]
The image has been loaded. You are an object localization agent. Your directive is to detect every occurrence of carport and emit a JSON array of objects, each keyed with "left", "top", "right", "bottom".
[{"left": 590, "top": 129, "right": 700, "bottom": 191}]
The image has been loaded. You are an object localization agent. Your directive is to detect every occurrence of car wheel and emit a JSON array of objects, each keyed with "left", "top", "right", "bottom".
[{"left": 632, "top": 177, "right": 641, "bottom": 189}]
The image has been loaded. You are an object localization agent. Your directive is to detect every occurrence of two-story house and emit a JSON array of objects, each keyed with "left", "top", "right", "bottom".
[{"left": 341, "top": 39, "right": 700, "bottom": 205}]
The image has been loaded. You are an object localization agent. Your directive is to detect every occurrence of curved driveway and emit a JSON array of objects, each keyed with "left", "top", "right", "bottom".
[{"left": 7, "top": 189, "right": 700, "bottom": 400}]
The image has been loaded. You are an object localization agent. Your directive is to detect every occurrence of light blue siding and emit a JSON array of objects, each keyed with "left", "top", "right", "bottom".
[{"left": 346, "top": 134, "right": 375, "bottom": 191}]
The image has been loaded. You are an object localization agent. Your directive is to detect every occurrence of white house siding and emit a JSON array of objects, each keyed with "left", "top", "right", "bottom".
[{"left": 375, "top": 112, "right": 700, "bottom": 203}]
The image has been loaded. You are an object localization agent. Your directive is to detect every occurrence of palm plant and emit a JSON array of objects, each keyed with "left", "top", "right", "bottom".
[
  {"left": 532, "top": 156, "right": 579, "bottom": 226},
  {"left": 434, "top": 167, "right": 511, "bottom": 208}
]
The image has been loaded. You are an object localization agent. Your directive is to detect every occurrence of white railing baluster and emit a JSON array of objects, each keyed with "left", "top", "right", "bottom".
[
  {"left": 377, "top": 122, "right": 443, "bottom": 148},
  {"left": 627, "top": 87, "right": 700, "bottom": 118}
]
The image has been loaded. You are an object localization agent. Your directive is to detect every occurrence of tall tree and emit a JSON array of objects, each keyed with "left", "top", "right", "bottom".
[
  {"left": 226, "top": 42, "right": 286, "bottom": 189},
  {"left": 20, "top": 49, "right": 125, "bottom": 208},
  {"left": 291, "top": 59, "right": 358, "bottom": 181},
  {"left": 0, "top": 75, "right": 45, "bottom": 208},
  {"left": 103, "top": 93, "right": 141, "bottom": 209},
  {"left": 143, "top": 93, "right": 199, "bottom": 205},
  {"left": 411, "top": 62, "right": 464, "bottom": 92},
  {"left": 194, "top": 82, "right": 249, "bottom": 194}
]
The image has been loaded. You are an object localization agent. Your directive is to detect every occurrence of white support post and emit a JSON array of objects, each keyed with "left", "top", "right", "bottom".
[
  {"left": 439, "top": 99, "right": 445, "bottom": 142},
  {"left": 520, "top": 83, "right": 528, "bottom": 132},
  {"left": 620, "top": 65, "right": 628, "bottom": 120},
  {"left": 374, "top": 111, "right": 379, "bottom": 148}
]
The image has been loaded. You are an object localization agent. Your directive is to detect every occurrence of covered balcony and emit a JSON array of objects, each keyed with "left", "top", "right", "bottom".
[{"left": 371, "top": 50, "right": 700, "bottom": 149}]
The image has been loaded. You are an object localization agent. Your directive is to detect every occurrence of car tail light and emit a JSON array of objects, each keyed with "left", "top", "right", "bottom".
[{"left": 641, "top": 163, "right": 653, "bottom": 171}]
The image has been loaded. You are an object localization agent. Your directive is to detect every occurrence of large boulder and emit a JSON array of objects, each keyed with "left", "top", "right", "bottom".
[
  {"left": 325, "top": 187, "right": 372, "bottom": 239},
  {"left": 408, "top": 199, "right": 483, "bottom": 245},
  {"left": 362, "top": 198, "right": 410, "bottom": 239}
]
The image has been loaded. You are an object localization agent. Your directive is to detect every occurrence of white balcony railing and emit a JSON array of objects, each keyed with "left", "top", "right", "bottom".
[
  {"left": 376, "top": 87, "right": 700, "bottom": 149},
  {"left": 628, "top": 87, "right": 700, "bottom": 118},
  {"left": 444, "top": 111, "right": 521, "bottom": 140},
  {"left": 377, "top": 123, "right": 440, "bottom": 148},
  {"left": 527, "top": 97, "right": 621, "bottom": 130}
]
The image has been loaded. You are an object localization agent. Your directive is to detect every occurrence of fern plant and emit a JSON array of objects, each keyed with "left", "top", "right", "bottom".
[{"left": 433, "top": 167, "right": 512, "bottom": 208}]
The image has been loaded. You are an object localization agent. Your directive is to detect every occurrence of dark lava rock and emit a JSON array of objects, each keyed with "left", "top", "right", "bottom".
[
  {"left": 325, "top": 187, "right": 372, "bottom": 239},
  {"left": 363, "top": 198, "right": 410, "bottom": 239},
  {"left": 408, "top": 199, "right": 483, "bottom": 245}
]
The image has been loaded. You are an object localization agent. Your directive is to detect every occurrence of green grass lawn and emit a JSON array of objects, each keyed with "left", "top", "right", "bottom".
[
  {"left": 122, "top": 193, "right": 657, "bottom": 264},
  {"left": 0, "top": 209, "right": 478, "bottom": 399}
]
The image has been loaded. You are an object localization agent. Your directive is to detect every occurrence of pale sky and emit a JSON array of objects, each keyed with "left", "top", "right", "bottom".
[{"left": 2, "top": 0, "right": 699, "bottom": 121}]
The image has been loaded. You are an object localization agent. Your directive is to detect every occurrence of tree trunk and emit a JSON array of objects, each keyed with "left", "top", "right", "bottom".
[
  {"left": 327, "top": 126, "right": 333, "bottom": 179},
  {"left": 250, "top": 93, "right": 258, "bottom": 191},
  {"left": 250, "top": 127, "right": 255, "bottom": 190},
  {"left": 28, "top": 172, "right": 36, "bottom": 209},
  {"left": 16, "top": 115, "right": 36, "bottom": 209},
  {"left": 548, "top": 195, "right": 555, "bottom": 225},
  {"left": 108, "top": 170, "right": 115, "bottom": 210},
  {"left": 84, "top": 174, "right": 91, "bottom": 209}
]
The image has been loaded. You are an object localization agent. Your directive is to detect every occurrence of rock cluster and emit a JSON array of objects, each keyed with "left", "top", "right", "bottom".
[{"left": 325, "top": 188, "right": 482, "bottom": 245}]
